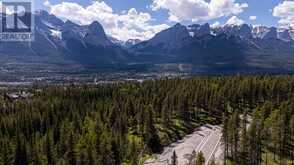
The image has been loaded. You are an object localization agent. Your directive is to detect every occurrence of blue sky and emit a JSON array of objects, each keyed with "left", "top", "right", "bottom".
[{"left": 34, "top": 0, "right": 293, "bottom": 40}]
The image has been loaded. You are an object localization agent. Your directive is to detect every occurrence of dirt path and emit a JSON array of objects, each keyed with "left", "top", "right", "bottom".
[{"left": 144, "top": 124, "right": 223, "bottom": 165}]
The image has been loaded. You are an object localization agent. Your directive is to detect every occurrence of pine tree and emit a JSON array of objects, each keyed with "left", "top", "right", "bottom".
[
  {"left": 98, "top": 131, "right": 114, "bottom": 165},
  {"left": 162, "top": 99, "right": 171, "bottom": 128},
  {"left": 45, "top": 131, "right": 55, "bottom": 164},
  {"left": 87, "top": 147, "right": 95, "bottom": 165},
  {"left": 270, "top": 110, "right": 281, "bottom": 161},
  {"left": 208, "top": 156, "right": 217, "bottom": 165},
  {"left": 248, "top": 119, "right": 255, "bottom": 164},
  {"left": 290, "top": 116, "right": 294, "bottom": 164},
  {"left": 1, "top": 140, "right": 13, "bottom": 165},
  {"left": 227, "top": 111, "right": 240, "bottom": 162},
  {"left": 188, "top": 150, "right": 196, "bottom": 165},
  {"left": 178, "top": 96, "right": 190, "bottom": 121},
  {"left": 144, "top": 105, "right": 161, "bottom": 153},
  {"left": 239, "top": 128, "right": 248, "bottom": 165},
  {"left": 14, "top": 137, "right": 28, "bottom": 165},
  {"left": 130, "top": 138, "right": 138, "bottom": 165},
  {"left": 171, "top": 150, "right": 177, "bottom": 165},
  {"left": 222, "top": 113, "right": 228, "bottom": 164},
  {"left": 78, "top": 149, "right": 88, "bottom": 165},
  {"left": 195, "top": 151, "right": 205, "bottom": 165},
  {"left": 31, "top": 145, "right": 42, "bottom": 165},
  {"left": 67, "top": 133, "right": 76, "bottom": 165}
]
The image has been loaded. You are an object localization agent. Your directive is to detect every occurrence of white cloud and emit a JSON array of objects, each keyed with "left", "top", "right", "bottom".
[
  {"left": 226, "top": 16, "right": 245, "bottom": 26},
  {"left": 273, "top": 1, "right": 294, "bottom": 28},
  {"left": 151, "top": 0, "right": 248, "bottom": 22},
  {"left": 45, "top": 1, "right": 169, "bottom": 41},
  {"left": 43, "top": 0, "right": 51, "bottom": 8},
  {"left": 249, "top": 16, "right": 257, "bottom": 21}
]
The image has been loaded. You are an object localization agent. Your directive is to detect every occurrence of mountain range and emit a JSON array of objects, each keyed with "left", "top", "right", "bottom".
[{"left": 0, "top": 10, "right": 294, "bottom": 75}]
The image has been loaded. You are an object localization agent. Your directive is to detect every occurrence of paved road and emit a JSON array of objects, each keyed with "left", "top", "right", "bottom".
[{"left": 144, "top": 125, "right": 222, "bottom": 165}]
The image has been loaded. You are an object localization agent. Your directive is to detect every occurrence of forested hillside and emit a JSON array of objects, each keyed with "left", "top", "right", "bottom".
[{"left": 0, "top": 76, "right": 293, "bottom": 165}]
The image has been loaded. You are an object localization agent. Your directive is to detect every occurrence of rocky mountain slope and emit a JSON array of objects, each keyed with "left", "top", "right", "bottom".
[
  {"left": 131, "top": 23, "right": 294, "bottom": 73},
  {"left": 0, "top": 10, "right": 129, "bottom": 72},
  {"left": 0, "top": 10, "right": 294, "bottom": 75}
]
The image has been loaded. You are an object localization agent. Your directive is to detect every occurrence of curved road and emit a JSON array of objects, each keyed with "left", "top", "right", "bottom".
[{"left": 144, "top": 125, "right": 223, "bottom": 165}]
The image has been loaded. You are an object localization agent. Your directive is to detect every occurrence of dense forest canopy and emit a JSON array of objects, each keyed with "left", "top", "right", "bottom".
[{"left": 0, "top": 76, "right": 293, "bottom": 165}]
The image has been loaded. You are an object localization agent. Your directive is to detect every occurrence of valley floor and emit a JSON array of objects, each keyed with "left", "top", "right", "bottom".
[{"left": 144, "top": 125, "right": 223, "bottom": 165}]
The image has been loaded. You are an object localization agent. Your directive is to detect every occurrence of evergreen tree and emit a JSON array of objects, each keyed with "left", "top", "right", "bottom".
[
  {"left": 262, "top": 118, "right": 271, "bottom": 165},
  {"left": 144, "top": 105, "right": 162, "bottom": 153},
  {"left": 239, "top": 128, "right": 248, "bottom": 165},
  {"left": 14, "top": 137, "right": 28, "bottom": 165},
  {"left": 171, "top": 150, "right": 177, "bottom": 165},
  {"left": 248, "top": 112, "right": 259, "bottom": 165},
  {"left": 130, "top": 139, "right": 138, "bottom": 165},
  {"left": 290, "top": 116, "right": 294, "bottom": 164},
  {"left": 98, "top": 131, "right": 114, "bottom": 165},
  {"left": 188, "top": 150, "right": 196, "bottom": 165},
  {"left": 270, "top": 110, "right": 281, "bottom": 161},
  {"left": 227, "top": 111, "right": 240, "bottom": 162},
  {"left": 78, "top": 149, "right": 88, "bottom": 165},
  {"left": 195, "top": 152, "right": 205, "bottom": 165},
  {"left": 87, "top": 147, "right": 95, "bottom": 165},
  {"left": 208, "top": 156, "right": 217, "bottom": 165},
  {"left": 1, "top": 140, "right": 13, "bottom": 165},
  {"left": 67, "top": 133, "right": 77, "bottom": 165},
  {"left": 45, "top": 131, "right": 55, "bottom": 164},
  {"left": 221, "top": 113, "right": 228, "bottom": 164}
]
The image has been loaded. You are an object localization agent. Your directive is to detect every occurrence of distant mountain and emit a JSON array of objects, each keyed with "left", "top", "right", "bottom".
[
  {"left": 108, "top": 36, "right": 124, "bottom": 46},
  {"left": 132, "top": 23, "right": 294, "bottom": 73},
  {"left": 213, "top": 24, "right": 252, "bottom": 39},
  {"left": 125, "top": 39, "right": 141, "bottom": 48},
  {"left": 0, "top": 10, "right": 294, "bottom": 75},
  {"left": 131, "top": 23, "right": 191, "bottom": 54},
  {"left": 0, "top": 10, "right": 130, "bottom": 71},
  {"left": 278, "top": 29, "right": 292, "bottom": 42},
  {"left": 187, "top": 23, "right": 211, "bottom": 37},
  {"left": 290, "top": 29, "right": 294, "bottom": 39},
  {"left": 108, "top": 37, "right": 141, "bottom": 48},
  {"left": 261, "top": 27, "right": 278, "bottom": 40},
  {"left": 252, "top": 26, "right": 294, "bottom": 41},
  {"left": 84, "top": 21, "right": 113, "bottom": 47},
  {"left": 252, "top": 26, "right": 269, "bottom": 39}
]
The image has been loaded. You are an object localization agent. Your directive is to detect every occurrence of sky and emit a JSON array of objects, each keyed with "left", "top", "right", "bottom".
[{"left": 32, "top": 0, "right": 294, "bottom": 41}]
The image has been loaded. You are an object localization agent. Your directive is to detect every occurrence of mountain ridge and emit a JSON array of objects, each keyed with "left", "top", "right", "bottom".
[{"left": 0, "top": 10, "right": 294, "bottom": 75}]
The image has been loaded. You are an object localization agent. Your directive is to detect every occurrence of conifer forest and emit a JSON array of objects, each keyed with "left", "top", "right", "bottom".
[{"left": 0, "top": 76, "right": 293, "bottom": 165}]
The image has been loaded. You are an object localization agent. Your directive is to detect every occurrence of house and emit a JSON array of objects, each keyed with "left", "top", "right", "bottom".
[{"left": 5, "top": 91, "right": 33, "bottom": 101}]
